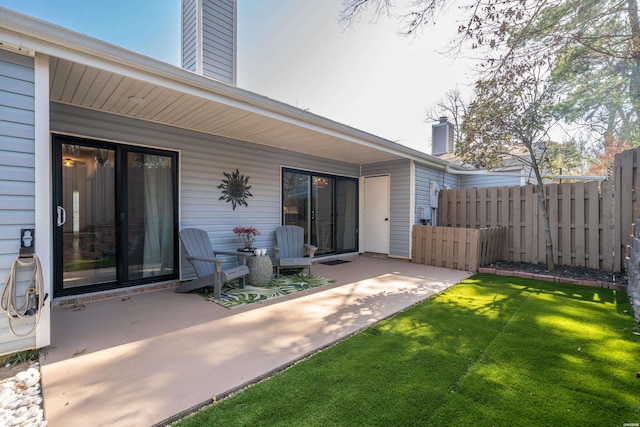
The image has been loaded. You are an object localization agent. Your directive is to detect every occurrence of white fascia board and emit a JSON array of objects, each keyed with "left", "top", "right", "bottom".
[
  {"left": 408, "top": 160, "right": 416, "bottom": 257},
  {"left": 0, "top": 8, "right": 449, "bottom": 168},
  {"left": 34, "top": 53, "right": 51, "bottom": 348}
]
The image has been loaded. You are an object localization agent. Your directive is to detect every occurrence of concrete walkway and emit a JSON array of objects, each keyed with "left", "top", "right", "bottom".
[{"left": 40, "top": 256, "right": 471, "bottom": 426}]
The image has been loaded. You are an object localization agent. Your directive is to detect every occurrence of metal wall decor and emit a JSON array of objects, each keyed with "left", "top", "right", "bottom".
[{"left": 218, "top": 169, "right": 252, "bottom": 210}]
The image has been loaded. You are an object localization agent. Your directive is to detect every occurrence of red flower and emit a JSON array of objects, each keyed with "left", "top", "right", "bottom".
[{"left": 233, "top": 226, "right": 261, "bottom": 249}]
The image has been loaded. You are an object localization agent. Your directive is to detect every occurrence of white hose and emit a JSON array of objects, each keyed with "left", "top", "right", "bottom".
[{"left": 1, "top": 255, "right": 45, "bottom": 337}]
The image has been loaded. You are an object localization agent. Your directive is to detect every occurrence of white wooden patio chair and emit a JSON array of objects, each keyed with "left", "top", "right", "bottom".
[
  {"left": 273, "top": 225, "right": 317, "bottom": 277},
  {"left": 176, "top": 228, "right": 249, "bottom": 299}
]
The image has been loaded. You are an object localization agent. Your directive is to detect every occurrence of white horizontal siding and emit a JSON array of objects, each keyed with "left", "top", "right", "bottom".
[
  {"left": 0, "top": 49, "right": 36, "bottom": 355},
  {"left": 459, "top": 173, "right": 522, "bottom": 188},
  {"left": 0, "top": 316, "right": 34, "bottom": 355},
  {"left": 51, "top": 102, "right": 358, "bottom": 279},
  {"left": 414, "top": 163, "right": 459, "bottom": 223},
  {"left": 0, "top": 133, "right": 34, "bottom": 153}
]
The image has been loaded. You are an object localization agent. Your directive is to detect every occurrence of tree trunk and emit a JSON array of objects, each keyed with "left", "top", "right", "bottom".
[{"left": 530, "top": 150, "right": 555, "bottom": 270}]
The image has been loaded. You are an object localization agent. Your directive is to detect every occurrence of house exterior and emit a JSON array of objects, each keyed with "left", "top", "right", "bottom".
[
  {"left": 0, "top": 3, "right": 465, "bottom": 355},
  {"left": 431, "top": 116, "right": 535, "bottom": 188}
]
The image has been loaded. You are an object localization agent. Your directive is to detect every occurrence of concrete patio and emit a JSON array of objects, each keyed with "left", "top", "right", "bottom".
[{"left": 40, "top": 256, "right": 471, "bottom": 426}]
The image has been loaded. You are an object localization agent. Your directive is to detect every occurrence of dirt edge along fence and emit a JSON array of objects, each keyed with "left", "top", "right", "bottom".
[
  {"left": 436, "top": 146, "right": 640, "bottom": 274},
  {"left": 625, "top": 221, "right": 640, "bottom": 322},
  {"left": 411, "top": 225, "right": 505, "bottom": 272}
]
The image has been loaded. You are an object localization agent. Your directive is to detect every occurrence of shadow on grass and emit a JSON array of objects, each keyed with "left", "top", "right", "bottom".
[{"left": 176, "top": 273, "right": 640, "bottom": 427}]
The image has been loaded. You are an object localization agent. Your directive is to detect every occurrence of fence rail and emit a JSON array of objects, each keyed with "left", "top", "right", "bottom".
[{"left": 437, "top": 146, "right": 640, "bottom": 272}]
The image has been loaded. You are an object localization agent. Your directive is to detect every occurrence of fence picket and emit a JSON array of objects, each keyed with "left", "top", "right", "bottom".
[
  {"left": 561, "top": 183, "right": 572, "bottom": 266},
  {"left": 587, "top": 181, "right": 600, "bottom": 269},
  {"left": 512, "top": 186, "right": 522, "bottom": 262},
  {"left": 602, "top": 180, "right": 615, "bottom": 271},
  {"left": 575, "top": 182, "right": 586, "bottom": 267},
  {"left": 548, "top": 184, "right": 559, "bottom": 266}
]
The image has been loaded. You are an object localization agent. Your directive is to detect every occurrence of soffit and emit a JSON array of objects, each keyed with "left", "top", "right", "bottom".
[{"left": 49, "top": 57, "right": 404, "bottom": 165}]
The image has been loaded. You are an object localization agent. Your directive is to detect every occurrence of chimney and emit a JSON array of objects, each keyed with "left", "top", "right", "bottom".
[
  {"left": 182, "top": 0, "right": 237, "bottom": 85},
  {"left": 431, "top": 116, "right": 455, "bottom": 156}
]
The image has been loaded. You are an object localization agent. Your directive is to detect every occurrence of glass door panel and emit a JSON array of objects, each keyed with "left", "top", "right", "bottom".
[
  {"left": 335, "top": 178, "right": 358, "bottom": 253},
  {"left": 283, "top": 170, "right": 311, "bottom": 240},
  {"left": 127, "top": 153, "right": 175, "bottom": 279},
  {"left": 282, "top": 168, "right": 359, "bottom": 255},
  {"left": 54, "top": 135, "right": 178, "bottom": 297},
  {"left": 312, "top": 175, "right": 334, "bottom": 255},
  {"left": 60, "top": 144, "right": 117, "bottom": 288}
]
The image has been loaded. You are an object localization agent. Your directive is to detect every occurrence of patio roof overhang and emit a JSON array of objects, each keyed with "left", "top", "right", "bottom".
[{"left": 0, "top": 8, "right": 451, "bottom": 168}]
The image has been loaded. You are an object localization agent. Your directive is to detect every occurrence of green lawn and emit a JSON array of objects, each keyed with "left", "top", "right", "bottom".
[{"left": 175, "top": 274, "right": 640, "bottom": 426}]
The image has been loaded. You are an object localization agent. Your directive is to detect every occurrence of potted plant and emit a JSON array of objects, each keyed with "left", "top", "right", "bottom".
[{"left": 233, "top": 226, "right": 261, "bottom": 251}]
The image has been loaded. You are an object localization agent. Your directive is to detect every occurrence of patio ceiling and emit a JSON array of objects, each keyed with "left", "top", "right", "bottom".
[{"left": 48, "top": 56, "right": 417, "bottom": 165}]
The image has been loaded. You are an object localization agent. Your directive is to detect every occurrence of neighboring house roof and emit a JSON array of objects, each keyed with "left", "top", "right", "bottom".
[
  {"left": 436, "top": 151, "right": 537, "bottom": 183},
  {"left": 0, "top": 7, "right": 452, "bottom": 170}
]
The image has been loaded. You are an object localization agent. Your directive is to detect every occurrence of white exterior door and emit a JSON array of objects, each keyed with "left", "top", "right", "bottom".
[{"left": 364, "top": 175, "right": 390, "bottom": 254}]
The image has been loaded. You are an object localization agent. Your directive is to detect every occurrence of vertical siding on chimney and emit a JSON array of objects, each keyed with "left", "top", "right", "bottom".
[
  {"left": 431, "top": 121, "right": 455, "bottom": 156},
  {"left": 182, "top": 0, "right": 236, "bottom": 85},
  {"left": 181, "top": 0, "right": 198, "bottom": 73}
]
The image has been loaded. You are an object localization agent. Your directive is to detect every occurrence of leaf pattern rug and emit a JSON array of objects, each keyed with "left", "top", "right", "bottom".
[{"left": 196, "top": 274, "right": 337, "bottom": 309}]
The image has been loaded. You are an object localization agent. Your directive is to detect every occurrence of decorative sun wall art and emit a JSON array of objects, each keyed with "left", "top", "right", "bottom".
[{"left": 218, "top": 169, "right": 253, "bottom": 210}]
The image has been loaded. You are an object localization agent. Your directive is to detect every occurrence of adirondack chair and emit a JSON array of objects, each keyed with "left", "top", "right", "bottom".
[
  {"left": 176, "top": 228, "right": 250, "bottom": 299},
  {"left": 273, "top": 225, "right": 317, "bottom": 277}
]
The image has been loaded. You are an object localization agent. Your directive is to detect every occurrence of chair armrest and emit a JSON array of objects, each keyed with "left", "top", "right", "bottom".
[
  {"left": 304, "top": 244, "right": 317, "bottom": 259},
  {"left": 273, "top": 245, "right": 280, "bottom": 260},
  {"left": 214, "top": 250, "right": 252, "bottom": 265},
  {"left": 186, "top": 255, "right": 223, "bottom": 272}
]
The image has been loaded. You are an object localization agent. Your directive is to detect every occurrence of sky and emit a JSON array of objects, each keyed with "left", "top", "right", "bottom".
[{"left": 0, "top": 0, "right": 475, "bottom": 152}]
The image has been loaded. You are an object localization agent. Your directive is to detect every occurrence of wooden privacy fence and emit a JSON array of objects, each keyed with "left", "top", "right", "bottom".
[
  {"left": 411, "top": 225, "right": 506, "bottom": 272},
  {"left": 437, "top": 146, "right": 640, "bottom": 272},
  {"left": 625, "top": 220, "right": 640, "bottom": 322}
]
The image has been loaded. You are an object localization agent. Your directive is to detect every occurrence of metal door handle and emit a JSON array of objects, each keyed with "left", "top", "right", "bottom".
[
  {"left": 385, "top": 218, "right": 389, "bottom": 221},
  {"left": 57, "top": 206, "right": 66, "bottom": 226}
]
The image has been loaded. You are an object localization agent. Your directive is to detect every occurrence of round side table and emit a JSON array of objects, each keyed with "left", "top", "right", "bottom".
[{"left": 247, "top": 255, "right": 273, "bottom": 286}]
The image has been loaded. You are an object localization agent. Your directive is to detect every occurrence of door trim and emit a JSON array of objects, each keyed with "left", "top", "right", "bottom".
[
  {"left": 34, "top": 54, "right": 51, "bottom": 347},
  {"left": 52, "top": 134, "right": 179, "bottom": 298},
  {"left": 281, "top": 167, "right": 359, "bottom": 255},
  {"left": 363, "top": 174, "right": 390, "bottom": 254}
]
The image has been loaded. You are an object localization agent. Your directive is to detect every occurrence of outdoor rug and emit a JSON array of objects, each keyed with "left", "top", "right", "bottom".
[{"left": 196, "top": 274, "right": 337, "bottom": 309}]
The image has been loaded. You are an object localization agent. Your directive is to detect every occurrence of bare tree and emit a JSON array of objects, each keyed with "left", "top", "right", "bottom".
[
  {"left": 425, "top": 87, "right": 469, "bottom": 149},
  {"left": 341, "top": 0, "right": 640, "bottom": 146}
]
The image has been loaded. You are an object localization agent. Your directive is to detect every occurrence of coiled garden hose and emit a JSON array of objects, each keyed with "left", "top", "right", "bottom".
[{"left": 1, "top": 255, "right": 46, "bottom": 337}]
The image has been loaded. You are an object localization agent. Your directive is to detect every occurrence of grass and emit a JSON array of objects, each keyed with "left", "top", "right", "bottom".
[
  {"left": 175, "top": 274, "right": 640, "bottom": 426},
  {"left": 0, "top": 348, "right": 44, "bottom": 367}
]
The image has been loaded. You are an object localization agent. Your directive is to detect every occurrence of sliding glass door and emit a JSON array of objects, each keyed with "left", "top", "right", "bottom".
[
  {"left": 282, "top": 168, "right": 358, "bottom": 255},
  {"left": 53, "top": 135, "right": 178, "bottom": 297},
  {"left": 57, "top": 143, "right": 117, "bottom": 288}
]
